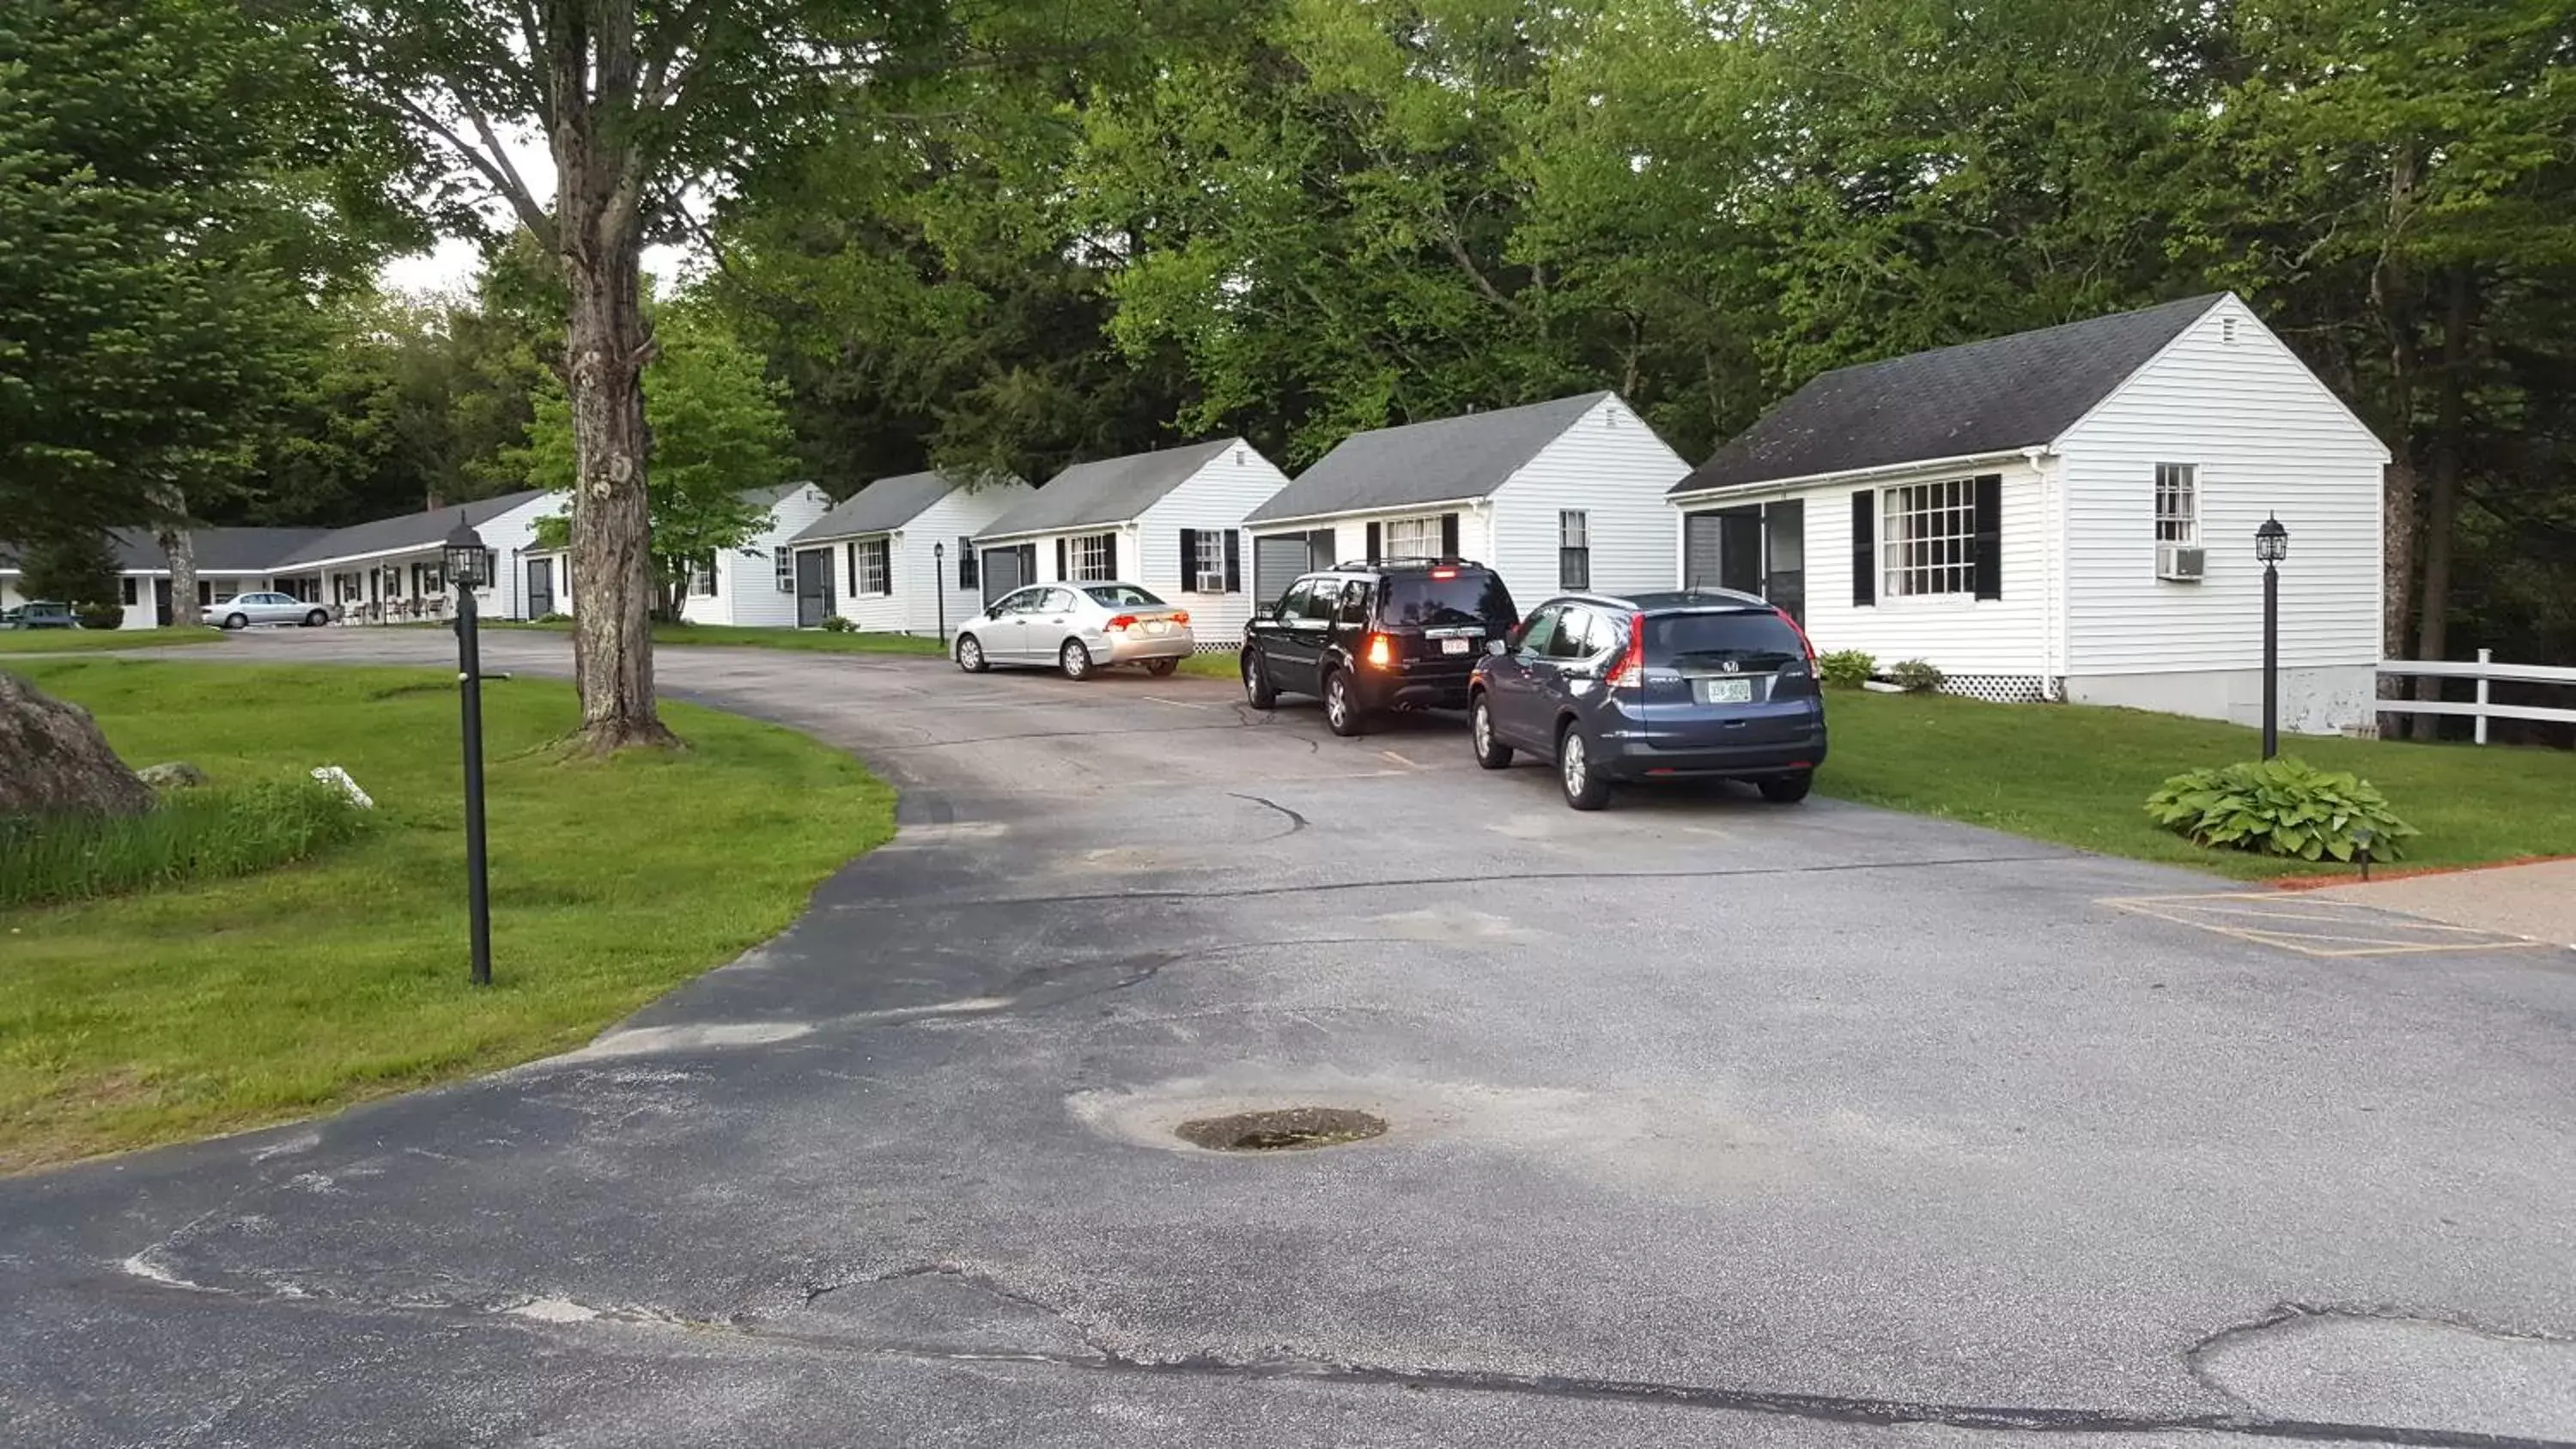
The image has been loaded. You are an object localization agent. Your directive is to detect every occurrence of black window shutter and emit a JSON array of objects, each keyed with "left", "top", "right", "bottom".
[
  {"left": 1223, "top": 530, "right": 1241, "bottom": 592},
  {"left": 1971, "top": 474, "right": 2003, "bottom": 600},
  {"left": 880, "top": 539, "right": 892, "bottom": 595},
  {"left": 1440, "top": 512, "right": 1461, "bottom": 560},
  {"left": 1178, "top": 528, "right": 1198, "bottom": 589},
  {"left": 1105, "top": 531, "right": 1119, "bottom": 581},
  {"left": 1054, "top": 537, "right": 1068, "bottom": 580},
  {"left": 1365, "top": 522, "right": 1382, "bottom": 562},
  {"left": 707, "top": 553, "right": 718, "bottom": 596},
  {"left": 1850, "top": 490, "right": 1875, "bottom": 608},
  {"left": 845, "top": 543, "right": 855, "bottom": 595}
]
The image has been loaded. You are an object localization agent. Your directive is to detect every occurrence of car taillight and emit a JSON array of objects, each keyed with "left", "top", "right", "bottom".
[
  {"left": 1105, "top": 614, "right": 1137, "bottom": 631},
  {"left": 1774, "top": 607, "right": 1818, "bottom": 674},
  {"left": 1602, "top": 613, "right": 1645, "bottom": 688},
  {"left": 1430, "top": 567, "right": 1457, "bottom": 579},
  {"left": 1364, "top": 633, "right": 1394, "bottom": 668},
  {"left": 1170, "top": 609, "right": 1190, "bottom": 627}
]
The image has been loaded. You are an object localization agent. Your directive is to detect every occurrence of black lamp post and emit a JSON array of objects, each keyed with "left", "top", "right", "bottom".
[
  {"left": 933, "top": 540, "right": 947, "bottom": 641},
  {"left": 2255, "top": 513, "right": 2289, "bottom": 760},
  {"left": 442, "top": 516, "right": 494, "bottom": 988}
]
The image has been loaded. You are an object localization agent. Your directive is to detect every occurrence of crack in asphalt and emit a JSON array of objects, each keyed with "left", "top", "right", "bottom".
[
  {"left": 823, "top": 852, "right": 2080, "bottom": 911},
  {"left": 86, "top": 1267, "right": 2576, "bottom": 1448},
  {"left": 1226, "top": 792, "right": 1311, "bottom": 834}
]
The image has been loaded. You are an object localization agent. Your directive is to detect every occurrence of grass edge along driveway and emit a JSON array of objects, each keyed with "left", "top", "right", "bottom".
[
  {"left": 0, "top": 627, "right": 223, "bottom": 654},
  {"left": 0, "top": 658, "right": 896, "bottom": 1173},
  {"left": 490, "top": 619, "right": 947, "bottom": 657},
  {"left": 1820, "top": 688, "right": 2576, "bottom": 880}
]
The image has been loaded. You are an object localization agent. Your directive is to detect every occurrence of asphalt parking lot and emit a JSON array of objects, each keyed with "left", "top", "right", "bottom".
[{"left": 5, "top": 629, "right": 2574, "bottom": 1448}]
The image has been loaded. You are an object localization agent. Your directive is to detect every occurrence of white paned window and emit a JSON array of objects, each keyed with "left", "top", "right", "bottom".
[
  {"left": 855, "top": 538, "right": 890, "bottom": 595},
  {"left": 1383, "top": 515, "right": 1442, "bottom": 559},
  {"left": 774, "top": 545, "right": 793, "bottom": 592},
  {"left": 1558, "top": 510, "right": 1590, "bottom": 590},
  {"left": 689, "top": 558, "right": 714, "bottom": 597},
  {"left": 2154, "top": 464, "right": 2198, "bottom": 544},
  {"left": 1071, "top": 531, "right": 1115, "bottom": 582},
  {"left": 1194, "top": 531, "right": 1226, "bottom": 592},
  {"left": 1882, "top": 478, "right": 1977, "bottom": 597}
]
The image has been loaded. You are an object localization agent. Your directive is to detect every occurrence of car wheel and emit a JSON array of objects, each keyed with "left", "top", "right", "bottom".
[
  {"left": 956, "top": 633, "right": 989, "bottom": 673},
  {"left": 302, "top": 609, "right": 328, "bottom": 627},
  {"left": 222, "top": 613, "right": 248, "bottom": 631},
  {"left": 1322, "top": 669, "right": 1365, "bottom": 737},
  {"left": 1059, "top": 639, "right": 1093, "bottom": 681},
  {"left": 1470, "top": 693, "right": 1514, "bottom": 770},
  {"left": 1145, "top": 658, "right": 1179, "bottom": 677},
  {"left": 1759, "top": 771, "right": 1814, "bottom": 804},
  {"left": 1242, "top": 652, "right": 1277, "bottom": 710},
  {"left": 1558, "top": 719, "right": 1611, "bottom": 810}
]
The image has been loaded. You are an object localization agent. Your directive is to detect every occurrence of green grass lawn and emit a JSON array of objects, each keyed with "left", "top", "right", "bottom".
[
  {"left": 491, "top": 619, "right": 947, "bottom": 656},
  {"left": 1819, "top": 688, "right": 2576, "bottom": 879},
  {"left": 1177, "top": 651, "right": 1238, "bottom": 680},
  {"left": 0, "top": 627, "right": 221, "bottom": 654},
  {"left": 0, "top": 658, "right": 895, "bottom": 1172}
]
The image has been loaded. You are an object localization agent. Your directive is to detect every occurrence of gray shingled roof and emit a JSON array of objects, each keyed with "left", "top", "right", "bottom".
[
  {"left": 1674, "top": 295, "right": 2227, "bottom": 494},
  {"left": 793, "top": 472, "right": 964, "bottom": 543},
  {"left": 1, "top": 527, "right": 329, "bottom": 573},
  {"left": 276, "top": 488, "right": 551, "bottom": 566},
  {"left": 980, "top": 440, "right": 1239, "bottom": 538},
  {"left": 1245, "top": 392, "right": 1611, "bottom": 525}
]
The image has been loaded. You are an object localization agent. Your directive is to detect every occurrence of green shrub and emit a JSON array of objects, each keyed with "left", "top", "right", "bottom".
[
  {"left": 0, "top": 779, "right": 372, "bottom": 910},
  {"left": 1817, "top": 649, "right": 1875, "bottom": 688},
  {"left": 819, "top": 615, "right": 856, "bottom": 633},
  {"left": 75, "top": 604, "right": 123, "bottom": 630},
  {"left": 534, "top": 611, "right": 571, "bottom": 624},
  {"left": 1889, "top": 658, "right": 1945, "bottom": 693},
  {"left": 2145, "top": 757, "right": 2418, "bottom": 863}
]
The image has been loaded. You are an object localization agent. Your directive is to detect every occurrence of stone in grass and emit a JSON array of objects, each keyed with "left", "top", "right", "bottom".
[{"left": 138, "top": 761, "right": 210, "bottom": 790}]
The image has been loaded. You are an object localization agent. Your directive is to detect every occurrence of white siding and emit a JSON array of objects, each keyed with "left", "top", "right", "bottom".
[
  {"left": 888, "top": 481, "right": 1032, "bottom": 634},
  {"left": 1486, "top": 395, "right": 1688, "bottom": 603},
  {"left": 823, "top": 535, "right": 904, "bottom": 632},
  {"left": 1686, "top": 459, "right": 2055, "bottom": 676},
  {"left": 2054, "top": 296, "right": 2387, "bottom": 676},
  {"left": 1249, "top": 507, "right": 1498, "bottom": 606},
  {"left": 477, "top": 491, "right": 568, "bottom": 620},
  {"left": 685, "top": 484, "right": 831, "bottom": 627},
  {"left": 1132, "top": 443, "right": 1292, "bottom": 645}
]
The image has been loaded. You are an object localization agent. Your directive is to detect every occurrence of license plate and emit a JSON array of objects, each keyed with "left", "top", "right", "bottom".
[
  {"left": 1143, "top": 621, "right": 1166, "bottom": 634},
  {"left": 1698, "top": 677, "right": 1755, "bottom": 704},
  {"left": 1441, "top": 637, "right": 1471, "bottom": 656}
]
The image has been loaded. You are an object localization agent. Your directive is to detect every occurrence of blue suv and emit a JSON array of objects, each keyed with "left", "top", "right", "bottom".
[{"left": 1467, "top": 589, "right": 1826, "bottom": 809}]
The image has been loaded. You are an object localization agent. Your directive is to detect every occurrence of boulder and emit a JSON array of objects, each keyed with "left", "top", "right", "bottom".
[
  {"left": 138, "top": 761, "right": 210, "bottom": 789},
  {"left": 0, "top": 670, "right": 155, "bottom": 818}
]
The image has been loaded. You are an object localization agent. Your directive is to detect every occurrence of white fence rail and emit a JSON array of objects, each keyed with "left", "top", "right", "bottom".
[{"left": 2379, "top": 649, "right": 2576, "bottom": 743}]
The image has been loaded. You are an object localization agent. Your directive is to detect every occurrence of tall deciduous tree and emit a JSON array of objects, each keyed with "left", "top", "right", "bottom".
[{"left": 309, "top": 0, "right": 1223, "bottom": 752}]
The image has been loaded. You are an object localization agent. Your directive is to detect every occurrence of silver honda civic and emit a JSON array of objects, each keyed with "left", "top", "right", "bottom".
[{"left": 953, "top": 582, "right": 1196, "bottom": 680}]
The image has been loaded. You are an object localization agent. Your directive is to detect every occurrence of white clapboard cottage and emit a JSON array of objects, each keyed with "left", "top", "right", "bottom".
[
  {"left": 1242, "top": 391, "right": 1690, "bottom": 609},
  {"left": 1668, "top": 294, "right": 2390, "bottom": 733},
  {"left": 519, "top": 482, "right": 833, "bottom": 627},
  {"left": 973, "top": 439, "right": 1291, "bottom": 648},
  {"left": 788, "top": 471, "right": 1032, "bottom": 634}
]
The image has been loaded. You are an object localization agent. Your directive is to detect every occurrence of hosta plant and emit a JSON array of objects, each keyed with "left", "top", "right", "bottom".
[
  {"left": 2145, "top": 757, "right": 2418, "bottom": 862},
  {"left": 1817, "top": 649, "right": 1875, "bottom": 688}
]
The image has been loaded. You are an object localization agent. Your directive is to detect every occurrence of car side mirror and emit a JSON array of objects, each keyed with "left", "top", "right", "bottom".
[{"left": 1485, "top": 638, "right": 1507, "bottom": 656}]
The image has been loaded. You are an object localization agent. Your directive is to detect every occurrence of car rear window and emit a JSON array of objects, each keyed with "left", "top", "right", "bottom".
[
  {"left": 1643, "top": 609, "right": 1805, "bottom": 670},
  {"left": 1084, "top": 585, "right": 1166, "bottom": 608},
  {"left": 1382, "top": 570, "right": 1516, "bottom": 630}
]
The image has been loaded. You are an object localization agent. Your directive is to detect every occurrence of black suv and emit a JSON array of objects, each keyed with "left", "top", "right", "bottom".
[{"left": 1240, "top": 558, "right": 1518, "bottom": 736}]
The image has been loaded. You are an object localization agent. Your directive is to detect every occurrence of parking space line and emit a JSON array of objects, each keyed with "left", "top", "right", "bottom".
[
  {"left": 1140, "top": 694, "right": 1211, "bottom": 710},
  {"left": 2099, "top": 892, "right": 2549, "bottom": 958}
]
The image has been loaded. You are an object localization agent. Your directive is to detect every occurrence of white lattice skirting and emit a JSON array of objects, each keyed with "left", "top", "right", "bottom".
[{"left": 1938, "top": 674, "right": 2057, "bottom": 704}]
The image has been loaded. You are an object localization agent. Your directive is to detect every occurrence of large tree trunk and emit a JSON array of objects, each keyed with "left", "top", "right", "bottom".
[
  {"left": 2410, "top": 268, "right": 2473, "bottom": 715},
  {"left": 551, "top": 3, "right": 676, "bottom": 756},
  {"left": 0, "top": 671, "right": 155, "bottom": 817},
  {"left": 151, "top": 485, "right": 198, "bottom": 629},
  {"left": 2369, "top": 147, "right": 2421, "bottom": 735}
]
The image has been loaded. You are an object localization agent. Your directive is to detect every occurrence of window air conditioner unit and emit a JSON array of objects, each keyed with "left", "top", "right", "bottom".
[{"left": 2157, "top": 543, "right": 2206, "bottom": 582}]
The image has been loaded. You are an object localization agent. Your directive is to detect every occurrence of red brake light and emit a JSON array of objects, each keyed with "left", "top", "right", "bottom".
[
  {"left": 1603, "top": 613, "right": 1645, "bottom": 688},
  {"left": 1364, "top": 633, "right": 1394, "bottom": 668},
  {"left": 1430, "top": 567, "right": 1458, "bottom": 579},
  {"left": 1170, "top": 609, "right": 1190, "bottom": 627},
  {"left": 1773, "top": 607, "right": 1817, "bottom": 673},
  {"left": 1106, "top": 614, "right": 1137, "bottom": 631}
]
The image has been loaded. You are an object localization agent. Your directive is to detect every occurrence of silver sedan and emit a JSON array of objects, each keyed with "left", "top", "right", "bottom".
[
  {"left": 954, "top": 582, "right": 1196, "bottom": 680},
  {"left": 210, "top": 591, "right": 330, "bottom": 629}
]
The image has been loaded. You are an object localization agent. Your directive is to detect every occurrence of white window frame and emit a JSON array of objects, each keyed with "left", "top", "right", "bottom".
[
  {"left": 1882, "top": 478, "right": 1978, "bottom": 599},
  {"left": 1382, "top": 514, "right": 1442, "bottom": 560},
  {"left": 854, "top": 537, "right": 891, "bottom": 596},
  {"left": 1070, "top": 531, "right": 1116, "bottom": 583},
  {"left": 688, "top": 558, "right": 715, "bottom": 597},
  {"left": 1193, "top": 530, "right": 1226, "bottom": 593},
  {"left": 773, "top": 545, "right": 793, "bottom": 592},
  {"left": 2154, "top": 463, "right": 2199, "bottom": 546}
]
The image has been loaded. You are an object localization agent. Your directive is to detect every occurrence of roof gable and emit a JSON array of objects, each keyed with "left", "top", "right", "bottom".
[
  {"left": 793, "top": 471, "right": 969, "bottom": 542},
  {"left": 982, "top": 439, "right": 1238, "bottom": 537},
  {"left": 1248, "top": 391, "right": 1610, "bottom": 524},
  {"left": 1674, "top": 295, "right": 2227, "bottom": 494}
]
